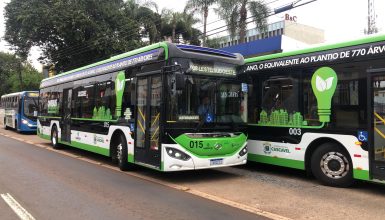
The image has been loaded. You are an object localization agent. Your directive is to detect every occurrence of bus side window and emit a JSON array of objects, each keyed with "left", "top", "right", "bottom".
[
  {"left": 121, "top": 77, "right": 134, "bottom": 119},
  {"left": 303, "top": 72, "right": 319, "bottom": 125},
  {"left": 261, "top": 76, "right": 298, "bottom": 111}
]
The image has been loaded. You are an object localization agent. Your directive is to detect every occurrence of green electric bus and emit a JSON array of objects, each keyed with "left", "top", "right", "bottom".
[
  {"left": 38, "top": 42, "right": 248, "bottom": 171},
  {"left": 241, "top": 34, "right": 385, "bottom": 186}
]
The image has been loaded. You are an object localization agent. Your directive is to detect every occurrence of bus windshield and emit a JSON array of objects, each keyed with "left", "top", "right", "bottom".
[
  {"left": 24, "top": 97, "right": 38, "bottom": 119},
  {"left": 168, "top": 76, "right": 247, "bottom": 124}
]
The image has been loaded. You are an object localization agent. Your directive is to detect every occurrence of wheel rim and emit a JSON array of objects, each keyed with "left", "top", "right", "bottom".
[
  {"left": 320, "top": 151, "right": 350, "bottom": 179},
  {"left": 52, "top": 131, "right": 57, "bottom": 145},
  {"left": 117, "top": 143, "right": 123, "bottom": 164}
]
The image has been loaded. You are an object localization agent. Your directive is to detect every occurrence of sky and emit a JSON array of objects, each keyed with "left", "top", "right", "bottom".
[{"left": 1, "top": 0, "right": 385, "bottom": 71}]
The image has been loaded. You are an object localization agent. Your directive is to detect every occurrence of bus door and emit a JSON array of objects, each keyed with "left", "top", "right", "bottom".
[
  {"left": 370, "top": 71, "right": 385, "bottom": 180},
  {"left": 61, "top": 89, "right": 72, "bottom": 143},
  {"left": 134, "top": 75, "right": 162, "bottom": 168}
]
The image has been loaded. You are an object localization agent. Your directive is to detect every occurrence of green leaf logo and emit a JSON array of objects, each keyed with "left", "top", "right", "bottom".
[
  {"left": 116, "top": 78, "right": 124, "bottom": 91},
  {"left": 315, "top": 76, "right": 334, "bottom": 92}
]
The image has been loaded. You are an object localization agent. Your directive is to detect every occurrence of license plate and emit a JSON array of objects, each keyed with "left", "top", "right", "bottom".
[{"left": 210, "top": 158, "right": 223, "bottom": 166}]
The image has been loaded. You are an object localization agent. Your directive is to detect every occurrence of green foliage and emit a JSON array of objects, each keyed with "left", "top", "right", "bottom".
[
  {"left": 3, "top": 0, "right": 210, "bottom": 75},
  {"left": 4, "top": 0, "right": 142, "bottom": 72},
  {"left": 0, "top": 52, "right": 42, "bottom": 96},
  {"left": 7, "top": 63, "right": 43, "bottom": 93},
  {"left": 185, "top": 0, "right": 217, "bottom": 46},
  {"left": 216, "top": 0, "right": 269, "bottom": 43},
  {"left": 160, "top": 9, "right": 201, "bottom": 45},
  {"left": 206, "top": 36, "right": 226, "bottom": 49}
]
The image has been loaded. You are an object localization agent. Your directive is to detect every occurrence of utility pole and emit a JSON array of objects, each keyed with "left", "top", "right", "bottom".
[{"left": 366, "top": 0, "right": 378, "bottom": 35}]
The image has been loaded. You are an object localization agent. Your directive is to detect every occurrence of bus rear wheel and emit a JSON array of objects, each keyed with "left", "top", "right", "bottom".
[
  {"left": 116, "top": 135, "right": 133, "bottom": 171},
  {"left": 51, "top": 126, "right": 60, "bottom": 149},
  {"left": 311, "top": 143, "right": 354, "bottom": 187}
]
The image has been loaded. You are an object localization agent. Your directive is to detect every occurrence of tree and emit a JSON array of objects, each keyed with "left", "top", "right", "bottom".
[
  {"left": 7, "top": 64, "right": 43, "bottom": 93},
  {"left": 185, "top": 0, "right": 217, "bottom": 46},
  {"left": 206, "top": 36, "right": 226, "bottom": 48},
  {"left": 124, "top": 0, "right": 162, "bottom": 44},
  {"left": 161, "top": 9, "right": 185, "bottom": 43},
  {"left": 180, "top": 10, "right": 202, "bottom": 45},
  {"left": 160, "top": 9, "right": 201, "bottom": 45},
  {"left": 216, "top": 0, "right": 269, "bottom": 44},
  {"left": 0, "top": 52, "right": 41, "bottom": 96},
  {"left": 4, "top": 0, "right": 142, "bottom": 72}
]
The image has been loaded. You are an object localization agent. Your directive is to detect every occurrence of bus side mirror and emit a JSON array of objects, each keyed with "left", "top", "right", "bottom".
[{"left": 175, "top": 74, "right": 185, "bottom": 91}]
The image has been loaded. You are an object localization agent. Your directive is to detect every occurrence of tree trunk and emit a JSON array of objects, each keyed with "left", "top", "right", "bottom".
[
  {"left": 203, "top": 6, "right": 208, "bottom": 46},
  {"left": 172, "top": 23, "right": 176, "bottom": 43},
  {"left": 239, "top": 1, "right": 248, "bottom": 44}
]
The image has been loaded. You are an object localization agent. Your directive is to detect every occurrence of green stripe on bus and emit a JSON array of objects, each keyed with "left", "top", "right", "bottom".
[
  {"left": 353, "top": 169, "right": 370, "bottom": 180},
  {"left": 38, "top": 116, "right": 61, "bottom": 119},
  {"left": 59, "top": 140, "right": 109, "bottom": 156},
  {"left": 71, "top": 118, "right": 118, "bottom": 122},
  {"left": 128, "top": 154, "right": 134, "bottom": 163},
  {"left": 248, "top": 153, "right": 305, "bottom": 170},
  {"left": 38, "top": 133, "right": 51, "bottom": 140}
]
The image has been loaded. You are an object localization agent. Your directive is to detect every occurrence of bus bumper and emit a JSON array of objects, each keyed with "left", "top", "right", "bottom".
[
  {"left": 20, "top": 121, "right": 37, "bottom": 132},
  {"left": 162, "top": 143, "right": 248, "bottom": 172}
]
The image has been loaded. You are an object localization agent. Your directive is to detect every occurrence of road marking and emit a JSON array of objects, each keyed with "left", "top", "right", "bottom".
[
  {"left": 1, "top": 193, "right": 36, "bottom": 220},
  {"left": 0, "top": 131, "right": 292, "bottom": 220}
]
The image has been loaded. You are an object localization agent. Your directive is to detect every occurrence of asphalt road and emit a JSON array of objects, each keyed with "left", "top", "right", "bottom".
[
  {"left": 3, "top": 128, "right": 385, "bottom": 220},
  {"left": 0, "top": 135, "right": 265, "bottom": 220}
]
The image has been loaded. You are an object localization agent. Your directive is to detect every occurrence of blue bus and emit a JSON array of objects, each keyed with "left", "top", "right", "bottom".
[{"left": 0, "top": 91, "right": 39, "bottom": 132}]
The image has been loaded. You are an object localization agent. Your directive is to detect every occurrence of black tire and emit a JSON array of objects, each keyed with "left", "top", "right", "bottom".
[
  {"left": 15, "top": 120, "right": 19, "bottom": 132},
  {"left": 116, "top": 135, "right": 133, "bottom": 171},
  {"left": 4, "top": 119, "right": 8, "bottom": 130},
  {"left": 51, "top": 126, "right": 60, "bottom": 149},
  {"left": 311, "top": 143, "right": 354, "bottom": 187}
]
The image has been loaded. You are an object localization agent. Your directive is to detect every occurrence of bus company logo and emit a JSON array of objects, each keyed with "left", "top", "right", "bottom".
[
  {"left": 263, "top": 142, "right": 291, "bottom": 154},
  {"left": 214, "top": 143, "right": 222, "bottom": 150},
  {"left": 75, "top": 131, "right": 81, "bottom": 141},
  {"left": 263, "top": 142, "right": 272, "bottom": 154},
  {"left": 93, "top": 134, "right": 104, "bottom": 144},
  {"left": 271, "top": 145, "right": 291, "bottom": 154}
]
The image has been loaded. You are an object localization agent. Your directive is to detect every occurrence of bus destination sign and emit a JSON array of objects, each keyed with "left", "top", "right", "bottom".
[{"left": 190, "top": 61, "right": 236, "bottom": 77}]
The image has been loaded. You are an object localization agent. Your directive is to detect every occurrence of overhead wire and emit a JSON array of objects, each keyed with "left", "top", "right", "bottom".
[
  {"left": 51, "top": 0, "right": 300, "bottom": 70},
  {"left": 51, "top": 0, "right": 284, "bottom": 60}
]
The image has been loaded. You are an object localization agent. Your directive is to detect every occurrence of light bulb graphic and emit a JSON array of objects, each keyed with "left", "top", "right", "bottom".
[
  {"left": 115, "top": 71, "right": 126, "bottom": 117},
  {"left": 311, "top": 67, "right": 338, "bottom": 123}
]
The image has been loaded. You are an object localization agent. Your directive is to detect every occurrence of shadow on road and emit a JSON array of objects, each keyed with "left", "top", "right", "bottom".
[{"left": 29, "top": 140, "right": 385, "bottom": 195}]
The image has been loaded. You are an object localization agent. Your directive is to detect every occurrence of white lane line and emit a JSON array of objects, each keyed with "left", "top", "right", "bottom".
[{"left": 1, "top": 193, "right": 36, "bottom": 220}]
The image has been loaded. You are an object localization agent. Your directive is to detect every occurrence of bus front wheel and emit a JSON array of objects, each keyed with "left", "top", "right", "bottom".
[
  {"left": 3, "top": 119, "right": 8, "bottom": 130},
  {"left": 51, "top": 126, "right": 60, "bottom": 149},
  {"left": 311, "top": 143, "right": 354, "bottom": 187},
  {"left": 116, "top": 135, "right": 132, "bottom": 171}
]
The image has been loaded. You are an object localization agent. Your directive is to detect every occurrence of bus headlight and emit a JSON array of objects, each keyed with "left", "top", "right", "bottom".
[
  {"left": 238, "top": 145, "right": 248, "bottom": 157},
  {"left": 22, "top": 119, "right": 28, "bottom": 125},
  {"left": 166, "top": 147, "right": 191, "bottom": 161}
]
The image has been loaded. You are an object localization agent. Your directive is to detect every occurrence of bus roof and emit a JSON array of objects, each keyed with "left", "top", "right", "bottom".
[
  {"left": 245, "top": 34, "right": 385, "bottom": 64},
  {"left": 1, "top": 91, "right": 38, "bottom": 98},
  {"left": 41, "top": 42, "right": 242, "bottom": 88}
]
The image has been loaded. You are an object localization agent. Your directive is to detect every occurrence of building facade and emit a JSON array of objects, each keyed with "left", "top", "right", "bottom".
[{"left": 218, "top": 15, "right": 325, "bottom": 58}]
